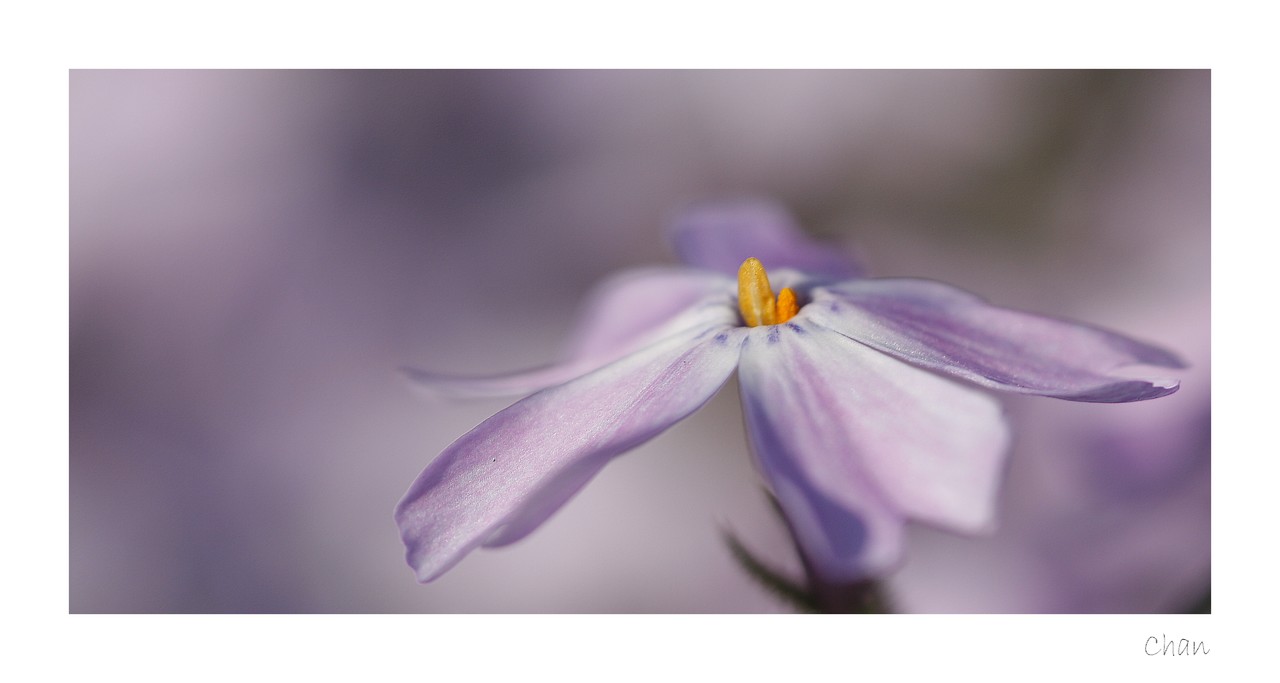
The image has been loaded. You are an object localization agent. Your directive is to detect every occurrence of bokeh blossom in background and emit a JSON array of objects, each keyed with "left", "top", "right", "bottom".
[{"left": 70, "top": 70, "right": 1208, "bottom": 613}]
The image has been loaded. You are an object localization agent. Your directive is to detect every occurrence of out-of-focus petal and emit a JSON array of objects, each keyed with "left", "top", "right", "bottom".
[
  {"left": 395, "top": 324, "right": 747, "bottom": 582},
  {"left": 563, "top": 268, "right": 733, "bottom": 359},
  {"left": 668, "top": 199, "right": 862, "bottom": 279},
  {"left": 737, "top": 321, "right": 1010, "bottom": 582},
  {"left": 810, "top": 278, "right": 1183, "bottom": 402},
  {"left": 402, "top": 268, "right": 736, "bottom": 398}
]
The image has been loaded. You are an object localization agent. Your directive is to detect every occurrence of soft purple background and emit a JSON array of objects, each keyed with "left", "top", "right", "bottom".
[{"left": 70, "top": 70, "right": 1208, "bottom": 613}]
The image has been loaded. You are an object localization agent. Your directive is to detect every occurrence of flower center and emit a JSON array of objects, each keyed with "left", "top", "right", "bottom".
[{"left": 737, "top": 257, "right": 799, "bottom": 327}]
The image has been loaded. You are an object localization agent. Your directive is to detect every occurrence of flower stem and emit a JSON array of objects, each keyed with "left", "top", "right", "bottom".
[{"left": 722, "top": 524, "right": 893, "bottom": 614}]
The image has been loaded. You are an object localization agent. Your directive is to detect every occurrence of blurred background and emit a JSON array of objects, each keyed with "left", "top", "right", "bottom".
[{"left": 70, "top": 70, "right": 1208, "bottom": 613}]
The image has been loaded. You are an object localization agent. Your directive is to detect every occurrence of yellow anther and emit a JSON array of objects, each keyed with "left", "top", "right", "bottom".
[
  {"left": 737, "top": 258, "right": 801, "bottom": 327},
  {"left": 775, "top": 287, "right": 798, "bottom": 324},
  {"left": 737, "top": 258, "right": 777, "bottom": 327}
]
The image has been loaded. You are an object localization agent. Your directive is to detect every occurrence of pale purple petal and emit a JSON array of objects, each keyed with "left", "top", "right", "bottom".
[
  {"left": 810, "top": 278, "right": 1183, "bottom": 402},
  {"left": 402, "top": 268, "right": 736, "bottom": 398},
  {"left": 395, "top": 324, "right": 747, "bottom": 582},
  {"left": 668, "top": 199, "right": 862, "bottom": 278},
  {"left": 563, "top": 268, "right": 733, "bottom": 359},
  {"left": 737, "top": 321, "right": 1010, "bottom": 582}
]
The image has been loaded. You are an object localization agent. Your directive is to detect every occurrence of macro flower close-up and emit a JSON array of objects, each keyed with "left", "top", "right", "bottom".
[
  {"left": 70, "top": 69, "right": 1209, "bottom": 616},
  {"left": 395, "top": 200, "right": 1183, "bottom": 588},
  {"left": 42, "top": 12, "right": 1248, "bottom": 677}
]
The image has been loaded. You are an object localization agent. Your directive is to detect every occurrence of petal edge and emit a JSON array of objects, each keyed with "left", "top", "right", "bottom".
[
  {"left": 669, "top": 200, "right": 862, "bottom": 278},
  {"left": 396, "top": 324, "right": 746, "bottom": 582},
  {"left": 811, "top": 278, "right": 1183, "bottom": 403}
]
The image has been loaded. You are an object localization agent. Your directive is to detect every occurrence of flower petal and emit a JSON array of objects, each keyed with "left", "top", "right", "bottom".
[
  {"left": 811, "top": 278, "right": 1184, "bottom": 402},
  {"left": 737, "top": 321, "right": 1010, "bottom": 582},
  {"left": 402, "top": 268, "right": 736, "bottom": 398},
  {"left": 668, "top": 199, "right": 862, "bottom": 278},
  {"left": 395, "top": 324, "right": 746, "bottom": 582},
  {"left": 563, "top": 268, "right": 733, "bottom": 360}
]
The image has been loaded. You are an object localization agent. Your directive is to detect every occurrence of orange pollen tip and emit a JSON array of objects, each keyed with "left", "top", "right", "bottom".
[
  {"left": 775, "top": 287, "right": 798, "bottom": 324},
  {"left": 737, "top": 258, "right": 798, "bottom": 327}
]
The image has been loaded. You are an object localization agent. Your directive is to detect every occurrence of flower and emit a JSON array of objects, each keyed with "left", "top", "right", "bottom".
[{"left": 395, "top": 200, "right": 1183, "bottom": 584}]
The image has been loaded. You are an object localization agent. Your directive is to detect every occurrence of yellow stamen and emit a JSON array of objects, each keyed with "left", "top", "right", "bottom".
[
  {"left": 737, "top": 258, "right": 777, "bottom": 327},
  {"left": 775, "top": 287, "right": 798, "bottom": 324},
  {"left": 736, "top": 258, "right": 801, "bottom": 327}
]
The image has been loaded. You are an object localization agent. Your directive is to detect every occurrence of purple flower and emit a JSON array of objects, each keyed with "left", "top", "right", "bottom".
[{"left": 395, "top": 201, "right": 1182, "bottom": 584}]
